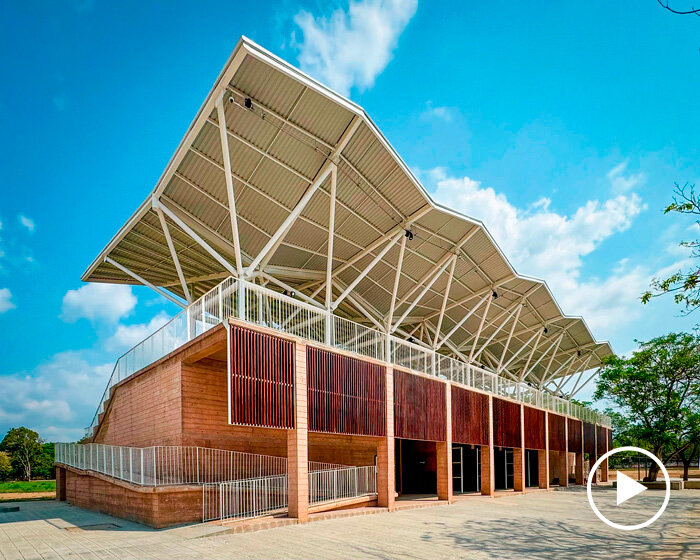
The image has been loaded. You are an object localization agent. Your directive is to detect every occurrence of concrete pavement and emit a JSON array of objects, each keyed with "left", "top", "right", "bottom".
[{"left": 0, "top": 487, "right": 698, "bottom": 559}]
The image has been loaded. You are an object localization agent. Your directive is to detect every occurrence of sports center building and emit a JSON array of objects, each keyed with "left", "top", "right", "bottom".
[{"left": 54, "top": 38, "right": 614, "bottom": 528}]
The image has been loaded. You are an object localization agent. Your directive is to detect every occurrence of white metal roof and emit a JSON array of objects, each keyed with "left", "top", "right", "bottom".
[{"left": 82, "top": 37, "right": 613, "bottom": 394}]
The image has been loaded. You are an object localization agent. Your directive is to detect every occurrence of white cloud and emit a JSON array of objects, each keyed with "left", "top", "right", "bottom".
[
  {"left": 607, "top": 161, "right": 645, "bottom": 194},
  {"left": 429, "top": 167, "right": 653, "bottom": 333},
  {"left": 61, "top": 283, "right": 137, "bottom": 323},
  {"left": 106, "top": 311, "right": 171, "bottom": 351},
  {"left": 293, "top": 0, "right": 418, "bottom": 96},
  {"left": 421, "top": 101, "right": 456, "bottom": 123},
  {"left": 18, "top": 214, "right": 35, "bottom": 232},
  {"left": 0, "top": 288, "right": 14, "bottom": 313},
  {"left": 0, "top": 351, "right": 113, "bottom": 442}
]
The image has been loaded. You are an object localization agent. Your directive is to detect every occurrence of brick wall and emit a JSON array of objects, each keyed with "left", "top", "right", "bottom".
[
  {"left": 181, "top": 359, "right": 288, "bottom": 456},
  {"left": 64, "top": 467, "right": 201, "bottom": 528},
  {"left": 93, "top": 361, "right": 183, "bottom": 447}
]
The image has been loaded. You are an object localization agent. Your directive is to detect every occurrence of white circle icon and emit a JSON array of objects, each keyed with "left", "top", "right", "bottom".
[{"left": 586, "top": 446, "right": 670, "bottom": 531}]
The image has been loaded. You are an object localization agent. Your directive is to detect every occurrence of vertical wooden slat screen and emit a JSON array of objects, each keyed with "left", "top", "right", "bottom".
[
  {"left": 583, "top": 422, "right": 596, "bottom": 454},
  {"left": 229, "top": 324, "right": 295, "bottom": 429},
  {"left": 567, "top": 418, "right": 582, "bottom": 453},
  {"left": 451, "top": 386, "right": 489, "bottom": 445},
  {"left": 607, "top": 428, "right": 613, "bottom": 450},
  {"left": 394, "top": 370, "right": 446, "bottom": 442},
  {"left": 548, "top": 413, "right": 566, "bottom": 452},
  {"left": 306, "top": 347, "right": 386, "bottom": 436},
  {"left": 596, "top": 425, "right": 607, "bottom": 456},
  {"left": 493, "top": 398, "right": 521, "bottom": 448},
  {"left": 523, "top": 406, "right": 546, "bottom": 450}
]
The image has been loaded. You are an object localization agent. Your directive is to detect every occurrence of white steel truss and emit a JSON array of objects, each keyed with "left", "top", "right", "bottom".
[{"left": 85, "top": 38, "right": 612, "bottom": 399}]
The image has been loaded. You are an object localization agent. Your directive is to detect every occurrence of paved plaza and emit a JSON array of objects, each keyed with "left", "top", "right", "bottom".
[{"left": 1, "top": 487, "right": 698, "bottom": 559}]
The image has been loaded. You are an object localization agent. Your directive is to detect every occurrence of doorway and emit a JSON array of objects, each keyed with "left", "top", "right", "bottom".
[
  {"left": 395, "top": 439, "right": 437, "bottom": 495},
  {"left": 525, "top": 449, "right": 539, "bottom": 487},
  {"left": 494, "top": 447, "right": 514, "bottom": 490},
  {"left": 452, "top": 444, "right": 481, "bottom": 493}
]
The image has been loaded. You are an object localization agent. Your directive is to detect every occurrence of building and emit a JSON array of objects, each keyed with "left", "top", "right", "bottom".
[{"left": 54, "top": 37, "right": 613, "bottom": 528}]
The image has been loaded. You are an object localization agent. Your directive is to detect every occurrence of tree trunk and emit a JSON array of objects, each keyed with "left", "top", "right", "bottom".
[
  {"left": 647, "top": 462, "right": 660, "bottom": 482},
  {"left": 682, "top": 459, "right": 690, "bottom": 481}
]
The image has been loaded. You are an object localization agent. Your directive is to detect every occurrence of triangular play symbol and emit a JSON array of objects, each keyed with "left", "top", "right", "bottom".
[{"left": 617, "top": 471, "right": 647, "bottom": 505}]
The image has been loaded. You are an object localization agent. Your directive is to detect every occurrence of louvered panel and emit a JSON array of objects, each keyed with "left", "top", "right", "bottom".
[
  {"left": 307, "top": 347, "right": 386, "bottom": 437},
  {"left": 548, "top": 413, "right": 566, "bottom": 452},
  {"left": 451, "top": 386, "right": 489, "bottom": 445},
  {"left": 493, "top": 398, "right": 521, "bottom": 448},
  {"left": 394, "top": 370, "right": 446, "bottom": 442},
  {"left": 567, "top": 418, "right": 583, "bottom": 453},
  {"left": 229, "top": 325, "right": 295, "bottom": 429},
  {"left": 524, "top": 406, "right": 546, "bottom": 450}
]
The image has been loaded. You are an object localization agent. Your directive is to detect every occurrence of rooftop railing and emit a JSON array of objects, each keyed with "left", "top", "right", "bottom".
[{"left": 87, "top": 277, "right": 611, "bottom": 436}]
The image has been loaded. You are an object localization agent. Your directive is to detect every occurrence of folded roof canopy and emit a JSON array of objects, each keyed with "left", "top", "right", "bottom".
[{"left": 83, "top": 37, "right": 613, "bottom": 395}]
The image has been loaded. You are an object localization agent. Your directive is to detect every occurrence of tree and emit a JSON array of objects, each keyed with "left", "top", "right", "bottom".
[
  {"left": 594, "top": 333, "right": 700, "bottom": 481},
  {"left": 33, "top": 443, "right": 56, "bottom": 480},
  {"left": 658, "top": 0, "right": 700, "bottom": 16},
  {"left": 642, "top": 183, "right": 700, "bottom": 312},
  {"left": 0, "top": 427, "right": 43, "bottom": 481},
  {"left": 0, "top": 451, "right": 11, "bottom": 481},
  {"left": 674, "top": 414, "right": 700, "bottom": 481}
]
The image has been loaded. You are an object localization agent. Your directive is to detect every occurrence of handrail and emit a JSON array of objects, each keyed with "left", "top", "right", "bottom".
[
  {"left": 87, "top": 276, "right": 611, "bottom": 436},
  {"left": 55, "top": 442, "right": 287, "bottom": 486}
]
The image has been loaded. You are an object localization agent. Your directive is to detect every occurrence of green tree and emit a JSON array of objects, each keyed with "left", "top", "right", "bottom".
[
  {"left": 0, "top": 427, "right": 43, "bottom": 481},
  {"left": 33, "top": 443, "right": 56, "bottom": 480},
  {"left": 594, "top": 333, "right": 700, "bottom": 481},
  {"left": 642, "top": 183, "right": 700, "bottom": 312},
  {"left": 673, "top": 414, "right": 700, "bottom": 481},
  {"left": 0, "top": 451, "right": 11, "bottom": 481}
]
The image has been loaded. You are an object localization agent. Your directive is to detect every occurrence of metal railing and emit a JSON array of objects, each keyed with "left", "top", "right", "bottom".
[
  {"left": 87, "top": 278, "right": 237, "bottom": 435},
  {"left": 309, "top": 465, "right": 377, "bottom": 505},
  {"left": 201, "top": 462, "right": 370, "bottom": 523},
  {"left": 308, "top": 461, "right": 348, "bottom": 472},
  {"left": 55, "top": 442, "right": 287, "bottom": 486},
  {"left": 88, "top": 276, "right": 611, "bottom": 435},
  {"left": 203, "top": 474, "right": 288, "bottom": 523}
]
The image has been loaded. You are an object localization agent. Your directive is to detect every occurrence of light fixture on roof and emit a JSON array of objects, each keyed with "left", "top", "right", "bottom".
[
  {"left": 228, "top": 95, "right": 234, "bottom": 104},
  {"left": 407, "top": 336, "right": 415, "bottom": 343},
  {"left": 577, "top": 349, "right": 582, "bottom": 357},
  {"left": 244, "top": 97, "right": 253, "bottom": 109},
  {"left": 405, "top": 229, "right": 413, "bottom": 241},
  {"left": 492, "top": 291, "right": 498, "bottom": 299},
  {"left": 543, "top": 327, "right": 548, "bottom": 334}
]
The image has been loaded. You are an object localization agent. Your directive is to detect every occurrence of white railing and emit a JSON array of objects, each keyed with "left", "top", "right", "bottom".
[
  {"left": 87, "top": 278, "right": 237, "bottom": 435},
  {"left": 55, "top": 442, "right": 287, "bottom": 486},
  {"left": 203, "top": 474, "right": 288, "bottom": 523},
  {"left": 308, "top": 461, "right": 348, "bottom": 472},
  {"left": 308, "top": 465, "right": 377, "bottom": 505},
  {"left": 332, "top": 315, "right": 385, "bottom": 361},
  {"left": 88, "top": 276, "right": 611, "bottom": 434},
  {"left": 201, "top": 462, "right": 365, "bottom": 523}
]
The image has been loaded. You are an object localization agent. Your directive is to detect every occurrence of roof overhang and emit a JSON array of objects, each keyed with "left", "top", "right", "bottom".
[{"left": 82, "top": 36, "right": 613, "bottom": 394}]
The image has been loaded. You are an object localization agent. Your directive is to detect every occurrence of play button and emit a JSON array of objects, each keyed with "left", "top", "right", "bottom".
[
  {"left": 586, "top": 446, "right": 670, "bottom": 531},
  {"left": 616, "top": 471, "right": 647, "bottom": 505}
]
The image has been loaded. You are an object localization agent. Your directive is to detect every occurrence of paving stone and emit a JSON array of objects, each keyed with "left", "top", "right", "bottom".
[{"left": 0, "top": 489, "right": 697, "bottom": 559}]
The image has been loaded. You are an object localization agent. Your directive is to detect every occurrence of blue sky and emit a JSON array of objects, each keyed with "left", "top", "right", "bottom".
[{"left": 0, "top": 1, "right": 698, "bottom": 441}]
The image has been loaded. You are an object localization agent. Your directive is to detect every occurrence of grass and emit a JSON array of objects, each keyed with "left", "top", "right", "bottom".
[{"left": 0, "top": 480, "right": 56, "bottom": 493}]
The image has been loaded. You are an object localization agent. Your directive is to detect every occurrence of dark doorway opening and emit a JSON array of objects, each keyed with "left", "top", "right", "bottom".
[
  {"left": 452, "top": 444, "right": 480, "bottom": 493},
  {"left": 525, "top": 449, "right": 539, "bottom": 487},
  {"left": 395, "top": 439, "right": 437, "bottom": 495},
  {"left": 494, "top": 447, "right": 514, "bottom": 490}
]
